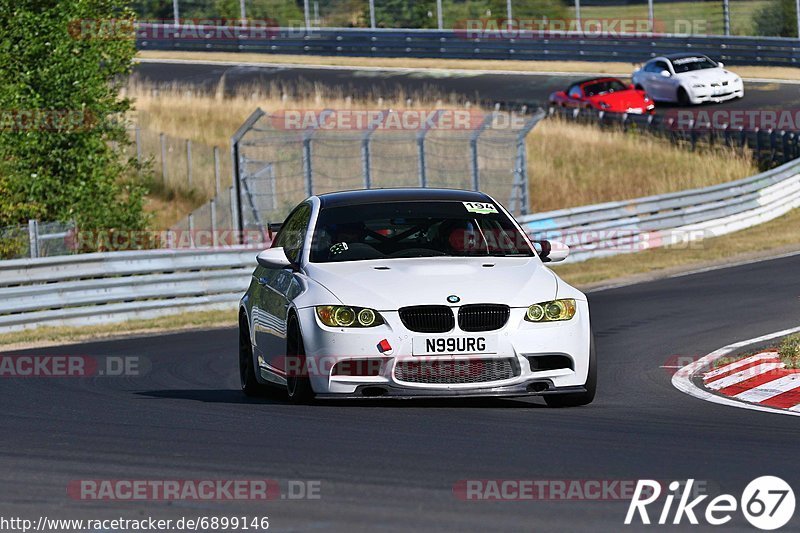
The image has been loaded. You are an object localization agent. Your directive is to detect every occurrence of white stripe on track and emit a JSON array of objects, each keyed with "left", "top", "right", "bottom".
[
  {"left": 734, "top": 374, "right": 800, "bottom": 403},
  {"left": 703, "top": 352, "right": 779, "bottom": 380},
  {"left": 672, "top": 325, "right": 800, "bottom": 418},
  {"left": 705, "top": 363, "right": 784, "bottom": 390}
]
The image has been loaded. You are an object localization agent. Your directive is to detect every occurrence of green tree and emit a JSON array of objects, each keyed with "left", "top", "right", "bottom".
[
  {"left": 0, "top": 0, "right": 148, "bottom": 241},
  {"left": 753, "top": 0, "right": 798, "bottom": 37}
]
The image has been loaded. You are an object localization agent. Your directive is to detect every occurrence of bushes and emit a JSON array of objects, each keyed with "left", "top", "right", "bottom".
[
  {"left": 0, "top": 0, "right": 149, "bottom": 250},
  {"left": 753, "top": 0, "right": 798, "bottom": 37}
]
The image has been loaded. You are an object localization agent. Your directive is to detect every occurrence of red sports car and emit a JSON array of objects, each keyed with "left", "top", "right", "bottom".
[{"left": 549, "top": 77, "right": 655, "bottom": 114}]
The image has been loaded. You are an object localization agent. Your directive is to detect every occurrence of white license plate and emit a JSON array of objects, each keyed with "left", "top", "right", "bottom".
[{"left": 412, "top": 335, "right": 497, "bottom": 356}]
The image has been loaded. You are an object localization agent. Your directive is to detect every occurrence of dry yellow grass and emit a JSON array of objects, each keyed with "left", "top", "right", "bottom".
[
  {"left": 128, "top": 82, "right": 756, "bottom": 222},
  {"left": 527, "top": 118, "right": 756, "bottom": 212},
  {"left": 137, "top": 51, "right": 800, "bottom": 81}
]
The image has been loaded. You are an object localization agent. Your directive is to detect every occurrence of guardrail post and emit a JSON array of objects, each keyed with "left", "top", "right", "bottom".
[
  {"left": 574, "top": 0, "right": 581, "bottom": 29},
  {"left": 135, "top": 126, "right": 142, "bottom": 165},
  {"left": 796, "top": 0, "right": 800, "bottom": 39},
  {"left": 186, "top": 139, "right": 193, "bottom": 189},
  {"left": 27, "top": 219, "right": 39, "bottom": 259},
  {"left": 510, "top": 110, "right": 545, "bottom": 217},
  {"left": 723, "top": 0, "right": 731, "bottom": 36},
  {"left": 172, "top": 0, "right": 179, "bottom": 26},
  {"left": 160, "top": 132, "right": 167, "bottom": 185},
  {"left": 369, "top": 0, "right": 375, "bottom": 28},
  {"left": 436, "top": 0, "right": 443, "bottom": 30},
  {"left": 470, "top": 113, "right": 495, "bottom": 191},
  {"left": 647, "top": 0, "right": 654, "bottom": 33},
  {"left": 362, "top": 112, "right": 386, "bottom": 189},
  {"left": 188, "top": 212, "right": 195, "bottom": 248},
  {"left": 210, "top": 199, "right": 218, "bottom": 248},
  {"left": 213, "top": 146, "right": 221, "bottom": 196},
  {"left": 229, "top": 186, "right": 239, "bottom": 235},
  {"left": 302, "top": 129, "right": 314, "bottom": 196},
  {"left": 303, "top": 0, "right": 311, "bottom": 30}
]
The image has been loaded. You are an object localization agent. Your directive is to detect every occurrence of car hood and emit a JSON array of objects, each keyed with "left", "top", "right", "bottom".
[
  {"left": 588, "top": 89, "right": 647, "bottom": 108},
  {"left": 674, "top": 68, "right": 738, "bottom": 84},
  {"left": 304, "top": 256, "right": 558, "bottom": 310}
]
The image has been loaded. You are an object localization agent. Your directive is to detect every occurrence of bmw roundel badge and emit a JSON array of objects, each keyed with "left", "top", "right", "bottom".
[{"left": 447, "top": 295, "right": 460, "bottom": 303}]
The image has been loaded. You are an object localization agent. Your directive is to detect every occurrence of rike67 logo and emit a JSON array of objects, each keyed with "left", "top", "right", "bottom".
[{"left": 625, "top": 477, "right": 795, "bottom": 530}]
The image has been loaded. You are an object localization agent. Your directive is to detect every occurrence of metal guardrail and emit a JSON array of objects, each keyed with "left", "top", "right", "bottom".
[
  {"left": 0, "top": 248, "right": 259, "bottom": 333},
  {"left": 136, "top": 25, "right": 800, "bottom": 66},
  {"left": 520, "top": 157, "right": 800, "bottom": 263},
  {"left": 3, "top": 156, "right": 799, "bottom": 332}
]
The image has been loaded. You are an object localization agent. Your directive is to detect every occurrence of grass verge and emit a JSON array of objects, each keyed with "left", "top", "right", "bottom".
[
  {"left": 137, "top": 51, "right": 800, "bottom": 82},
  {"left": 779, "top": 334, "right": 800, "bottom": 369},
  {"left": 0, "top": 309, "right": 236, "bottom": 351},
  {"left": 552, "top": 207, "right": 800, "bottom": 287}
]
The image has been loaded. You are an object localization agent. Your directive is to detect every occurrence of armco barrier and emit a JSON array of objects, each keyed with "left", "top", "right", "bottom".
[
  {"left": 0, "top": 248, "right": 259, "bottom": 333},
  {"left": 520, "top": 157, "right": 800, "bottom": 263},
  {"left": 135, "top": 25, "right": 800, "bottom": 66},
  {"left": 2, "top": 157, "right": 799, "bottom": 332}
]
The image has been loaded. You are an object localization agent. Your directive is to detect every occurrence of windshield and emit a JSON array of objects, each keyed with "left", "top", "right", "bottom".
[
  {"left": 583, "top": 79, "right": 627, "bottom": 96},
  {"left": 309, "top": 200, "right": 534, "bottom": 263},
  {"left": 671, "top": 56, "right": 717, "bottom": 73}
]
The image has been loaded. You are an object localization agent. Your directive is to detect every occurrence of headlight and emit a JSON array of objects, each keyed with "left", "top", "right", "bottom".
[
  {"left": 525, "top": 299, "right": 576, "bottom": 322},
  {"left": 316, "top": 305, "right": 384, "bottom": 327}
]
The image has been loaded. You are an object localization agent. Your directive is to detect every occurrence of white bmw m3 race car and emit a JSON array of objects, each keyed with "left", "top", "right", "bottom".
[
  {"left": 631, "top": 53, "right": 744, "bottom": 105},
  {"left": 238, "top": 188, "right": 595, "bottom": 407}
]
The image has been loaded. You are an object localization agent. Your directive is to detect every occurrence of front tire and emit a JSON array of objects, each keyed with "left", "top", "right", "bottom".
[
  {"left": 239, "top": 319, "right": 268, "bottom": 397},
  {"left": 286, "top": 315, "right": 315, "bottom": 404},
  {"left": 677, "top": 87, "right": 691, "bottom": 106},
  {"left": 545, "top": 335, "right": 596, "bottom": 408}
]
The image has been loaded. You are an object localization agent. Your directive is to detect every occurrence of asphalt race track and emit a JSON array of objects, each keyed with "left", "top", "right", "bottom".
[
  {"left": 134, "top": 60, "right": 800, "bottom": 114},
  {"left": 2, "top": 253, "right": 799, "bottom": 531}
]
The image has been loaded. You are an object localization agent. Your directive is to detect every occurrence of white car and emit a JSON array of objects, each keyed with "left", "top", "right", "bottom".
[
  {"left": 631, "top": 53, "right": 744, "bottom": 105},
  {"left": 238, "top": 188, "right": 595, "bottom": 407}
]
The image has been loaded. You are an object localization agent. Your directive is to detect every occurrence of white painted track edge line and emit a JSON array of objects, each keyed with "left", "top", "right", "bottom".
[
  {"left": 702, "top": 352, "right": 779, "bottom": 380},
  {"left": 672, "top": 325, "right": 800, "bottom": 417}
]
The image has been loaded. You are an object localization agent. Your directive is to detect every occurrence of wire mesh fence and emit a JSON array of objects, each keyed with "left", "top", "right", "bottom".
[
  {"left": 228, "top": 107, "right": 544, "bottom": 239},
  {"left": 0, "top": 221, "right": 77, "bottom": 260},
  {"left": 131, "top": 0, "right": 794, "bottom": 37},
  {"left": 133, "top": 127, "right": 231, "bottom": 200}
]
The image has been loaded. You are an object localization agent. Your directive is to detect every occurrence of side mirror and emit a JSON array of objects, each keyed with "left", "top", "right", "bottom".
[
  {"left": 717, "top": 61, "right": 724, "bottom": 69},
  {"left": 256, "top": 247, "right": 293, "bottom": 269},
  {"left": 660, "top": 70, "right": 671, "bottom": 77},
  {"left": 534, "top": 240, "right": 570, "bottom": 263}
]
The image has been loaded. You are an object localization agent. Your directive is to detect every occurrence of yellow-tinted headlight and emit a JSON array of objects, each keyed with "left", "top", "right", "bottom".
[
  {"left": 525, "top": 299, "right": 576, "bottom": 322},
  {"left": 316, "top": 306, "right": 384, "bottom": 328}
]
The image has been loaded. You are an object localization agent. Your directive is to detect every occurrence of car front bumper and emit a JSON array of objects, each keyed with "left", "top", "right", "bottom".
[
  {"left": 293, "top": 302, "right": 592, "bottom": 398},
  {"left": 689, "top": 84, "right": 744, "bottom": 104}
]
